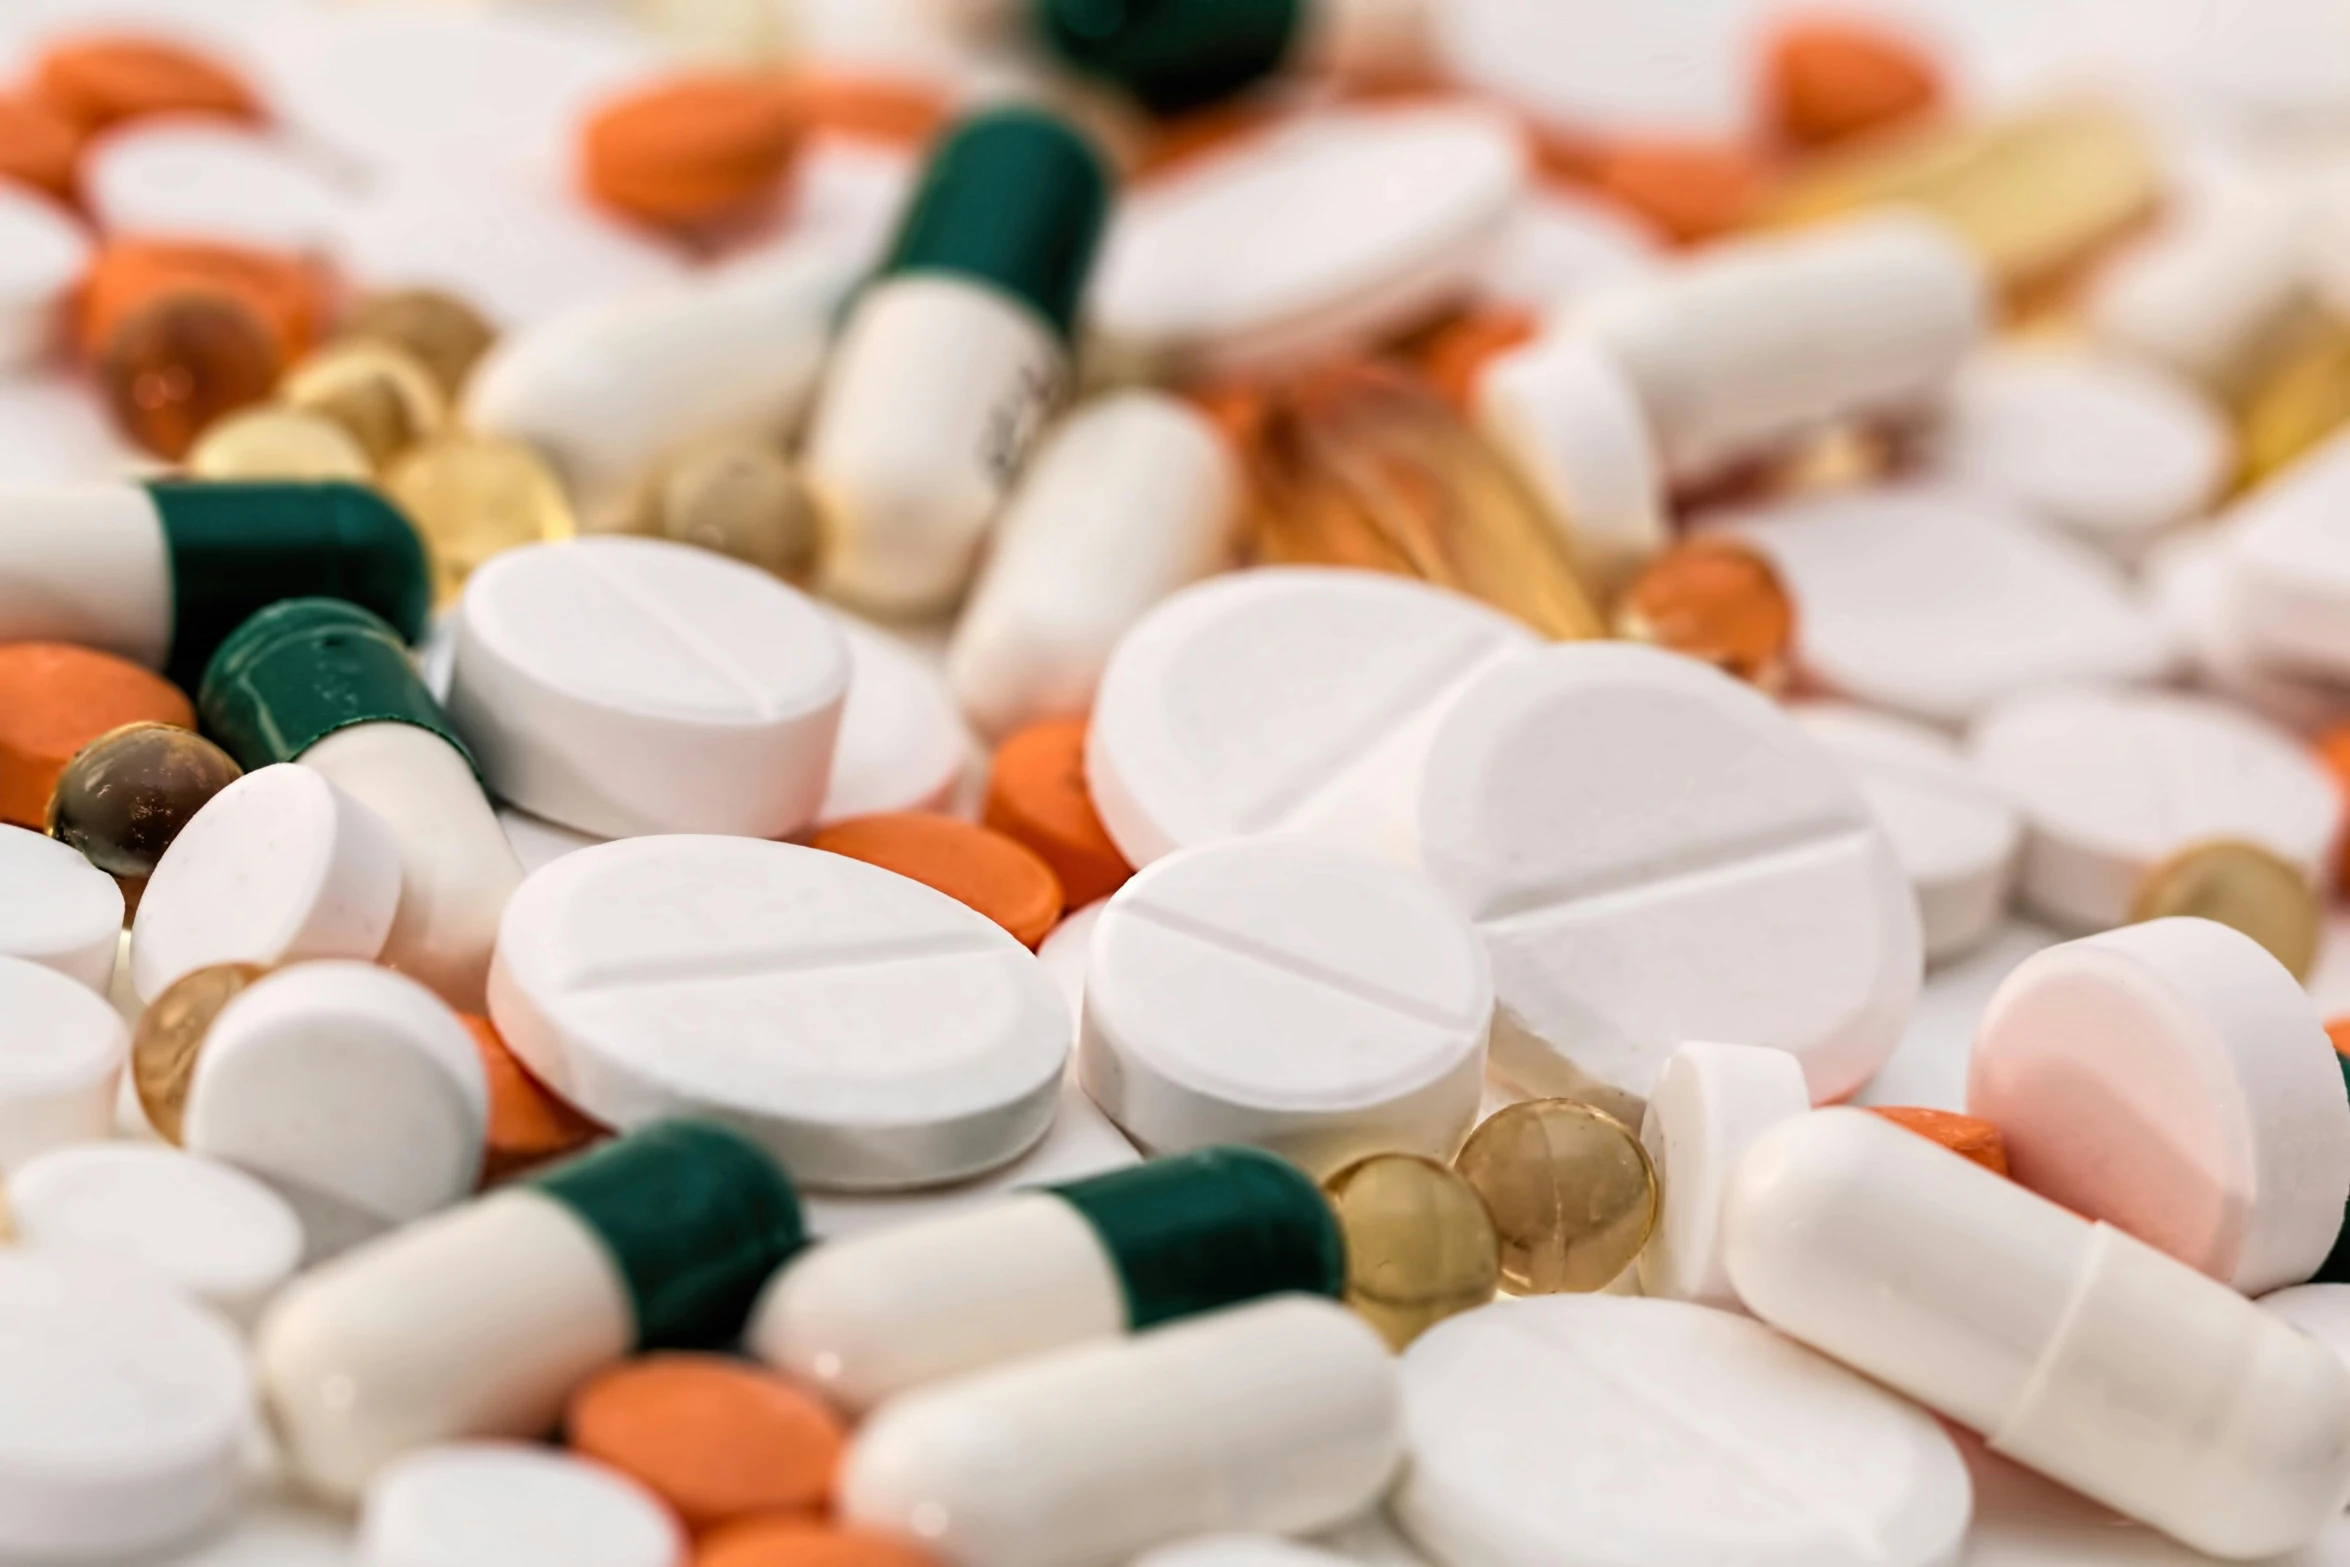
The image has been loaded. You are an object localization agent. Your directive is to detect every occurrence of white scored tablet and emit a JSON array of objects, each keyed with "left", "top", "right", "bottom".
[
  {"left": 1637, "top": 1040, "right": 1811, "bottom": 1308},
  {"left": 822, "top": 612, "right": 971, "bottom": 824},
  {"left": 0, "top": 824, "right": 123, "bottom": 992},
  {"left": 358, "top": 1443, "right": 683, "bottom": 1567},
  {"left": 0, "top": 955, "right": 127, "bottom": 1174},
  {"left": 2225, "top": 427, "right": 2350, "bottom": 680}
]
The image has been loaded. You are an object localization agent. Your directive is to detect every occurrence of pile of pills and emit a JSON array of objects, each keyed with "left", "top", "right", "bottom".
[{"left": 15, "top": 0, "right": 2350, "bottom": 1563}]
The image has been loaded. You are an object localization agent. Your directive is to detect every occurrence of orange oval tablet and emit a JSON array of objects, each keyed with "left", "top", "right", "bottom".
[
  {"left": 567, "top": 1354, "right": 842, "bottom": 1531},
  {"left": 0, "top": 95, "right": 87, "bottom": 203},
  {"left": 583, "top": 73, "right": 801, "bottom": 229},
  {"left": 780, "top": 74, "right": 949, "bottom": 149},
  {"left": 1868, "top": 1105, "right": 2009, "bottom": 1177},
  {"left": 2326, "top": 1017, "right": 2350, "bottom": 1061},
  {"left": 810, "top": 813, "right": 1065, "bottom": 949},
  {"left": 0, "top": 644, "right": 193, "bottom": 828},
  {"left": 697, "top": 1519, "right": 939, "bottom": 1567},
  {"left": 81, "top": 238, "right": 326, "bottom": 365},
  {"left": 33, "top": 34, "right": 262, "bottom": 132},
  {"left": 2315, "top": 726, "right": 2350, "bottom": 892},
  {"left": 1415, "top": 305, "right": 1539, "bottom": 414},
  {"left": 464, "top": 1014, "right": 602, "bottom": 1184},
  {"left": 1767, "top": 18, "right": 1943, "bottom": 149},
  {"left": 1589, "top": 140, "right": 1767, "bottom": 246},
  {"left": 983, "top": 720, "right": 1134, "bottom": 911}
]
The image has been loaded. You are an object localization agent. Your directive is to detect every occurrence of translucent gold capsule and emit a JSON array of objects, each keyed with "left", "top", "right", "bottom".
[
  {"left": 385, "top": 433, "right": 577, "bottom": 604},
  {"left": 2130, "top": 839, "right": 2321, "bottom": 981},
  {"left": 186, "top": 405, "right": 374, "bottom": 481},
  {"left": 1454, "top": 1099, "right": 1659, "bottom": 1295},
  {"left": 636, "top": 436, "right": 818, "bottom": 582},
  {"left": 2239, "top": 319, "right": 2350, "bottom": 488},
  {"left": 341, "top": 288, "right": 496, "bottom": 401},
  {"left": 99, "top": 289, "right": 281, "bottom": 461},
  {"left": 133, "top": 961, "right": 269, "bottom": 1144},
  {"left": 1322, "top": 1152, "right": 1501, "bottom": 1350},
  {"left": 1613, "top": 537, "right": 1797, "bottom": 690},
  {"left": 282, "top": 338, "right": 449, "bottom": 468},
  {"left": 46, "top": 721, "right": 242, "bottom": 910}
]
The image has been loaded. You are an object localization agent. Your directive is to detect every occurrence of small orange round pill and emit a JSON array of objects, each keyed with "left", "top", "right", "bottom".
[
  {"left": 582, "top": 73, "right": 801, "bottom": 229},
  {"left": 1589, "top": 140, "right": 1766, "bottom": 246},
  {"left": 696, "top": 1519, "right": 939, "bottom": 1567},
  {"left": 1415, "top": 306, "right": 1539, "bottom": 414},
  {"left": 1613, "top": 537, "right": 1797, "bottom": 690},
  {"left": 780, "top": 74, "right": 949, "bottom": 149},
  {"left": 463, "top": 1014, "right": 602, "bottom": 1184},
  {"left": 0, "top": 645, "right": 193, "bottom": 828},
  {"left": 1767, "top": 18, "right": 1943, "bottom": 149},
  {"left": 567, "top": 1354, "right": 843, "bottom": 1532},
  {"left": 98, "top": 290, "right": 282, "bottom": 460},
  {"left": 80, "top": 238, "right": 325, "bottom": 365},
  {"left": 32, "top": 34, "right": 262, "bottom": 132},
  {"left": 983, "top": 720, "right": 1134, "bottom": 911},
  {"left": 810, "top": 813, "right": 1066, "bottom": 949},
  {"left": 1868, "top": 1106, "right": 2009, "bottom": 1177},
  {"left": 0, "top": 95, "right": 87, "bottom": 203}
]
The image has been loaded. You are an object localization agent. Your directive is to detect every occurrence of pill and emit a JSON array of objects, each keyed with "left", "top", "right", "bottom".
[
  {"left": 949, "top": 391, "right": 1238, "bottom": 739},
  {"left": 131, "top": 960, "right": 268, "bottom": 1144},
  {"left": 1419, "top": 307, "right": 1539, "bottom": 411},
  {"left": 566, "top": 1353, "right": 842, "bottom": 1531},
  {"left": 2224, "top": 427, "right": 2350, "bottom": 680},
  {"left": 283, "top": 338, "right": 449, "bottom": 468},
  {"left": 1970, "top": 918, "right": 2350, "bottom": 1295},
  {"left": 0, "top": 954, "right": 128, "bottom": 1173},
  {"left": 2239, "top": 319, "right": 2350, "bottom": 488},
  {"left": 79, "top": 237, "right": 324, "bottom": 363},
  {"left": 804, "top": 108, "right": 1111, "bottom": 615},
  {"left": 391, "top": 434, "right": 579, "bottom": 607},
  {"left": 697, "top": 1519, "right": 943, "bottom": 1567},
  {"left": 498, "top": 805, "right": 604, "bottom": 877},
  {"left": 2260, "top": 1283, "right": 2350, "bottom": 1376},
  {"left": 0, "top": 477, "right": 429, "bottom": 689},
  {"left": 1969, "top": 686, "right": 2339, "bottom": 931},
  {"left": 449, "top": 537, "right": 848, "bottom": 839},
  {"left": 466, "top": 1013, "right": 603, "bottom": 1185},
  {"left": 1611, "top": 536, "right": 1797, "bottom": 690},
  {"left": 188, "top": 406, "right": 376, "bottom": 482},
  {"left": 752, "top": 1145, "right": 1341, "bottom": 1412},
  {"left": 1, "top": 648, "right": 195, "bottom": 821},
  {"left": 1394, "top": 1293, "right": 1974, "bottom": 1567},
  {"left": 1417, "top": 642, "right": 1919, "bottom": 1109},
  {"left": 2131, "top": 838, "right": 2323, "bottom": 979},
  {"left": 841, "top": 1295, "right": 1401, "bottom": 1567},
  {"left": 582, "top": 72, "right": 800, "bottom": 230},
  {"left": 358, "top": 1443, "right": 686, "bottom": 1567},
  {"left": 84, "top": 121, "right": 350, "bottom": 256},
  {"left": 0, "top": 1251, "right": 252, "bottom": 1560},
  {"left": 0, "top": 184, "right": 89, "bottom": 370},
  {"left": 1135, "top": 1542, "right": 1353, "bottom": 1567},
  {"left": 1473, "top": 188, "right": 1660, "bottom": 317},
  {"left": 1434, "top": 0, "right": 1754, "bottom": 144},
  {"left": 203, "top": 598, "right": 525, "bottom": 1008},
  {"left": 1322, "top": 1150, "right": 1500, "bottom": 1349},
  {"left": 0, "top": 824, "right": 123, "bottom": 990},
  {"left": 1793, "top": 701, "right": 2021, "bottom": 964},
  {"left": 4, "top": 1141, "right": 302, "bottom": 1325},
  {"left": 1094, "top": 104, "right": 1522, "bottom": 382},
  {"left": 258, "top": 1120, "right": 805, "bottom": 1499},
  {"left": 1088, "top": 567, "right": 1536, "bottom": 867},
  {"left": 489, "top": 835, "right": 1069, "bottom": 1189},
  {"left": 33, "top": 33, "right": 261, "bottom": 131},
  {"left": 984, "top": 721, "right": 1135, "bottom": 912},
  {"left": 811, "top": 814, "right": 1064, "bottom": 950},
  {"left": 98, "top": 288, "right": 281, "bottom": 459},
  {"left": 1454, "top": 1098, "right": 1656, "bottom": 1294},
  {"left": 822, "top": 613, "right": 971, "bottom": 824},
  {"left": 1038, "top": 899, "right": 1105, "bottom": 1024},
  {"left": 2145, "top": 528, "right": 2350, "bottom": 736},
  {"left": 0, "top": 93, "right": 86, "bottom": 204},
  {"left": 1766, "top": 15, "right": 1944, "bottom": 147},
  {"left": 1636, "top": 1040, "right": 1810, "bottom": 1306},
  {"left": 1588, "top": 139, "right": 1766, "bottom": 247},
  {"left": 1725, "top": 1106, "right": 2350, "bottom": 1558},
  {"left": 1715, "top": 482, "right": 2172, "bottom": 726},
  {"left": 638, "top": 435, "right": 817, "bottom": 582},
  {"left": 1869, "top": 1105, "right": 2010, "bottom": 1176}
]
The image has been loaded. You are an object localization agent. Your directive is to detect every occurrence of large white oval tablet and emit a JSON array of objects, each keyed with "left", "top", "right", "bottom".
[
  {"left": 1971, "top": 918, "right": 2350, "bottom": 1297},
  {"left": 2225, "top": 427, "right": 2350, "bottom": 680},
  {"left": 0, "top": 1251, "right": 253, "bottom": 1560},
  {"left": 190, "top": 961, "right": 488, "bottom": 1261},
  {"left": 1434, "top": 0, "right": 1759, "bottom": 141},
  {"left": 0, "top": 955, "right": 127, "bottom": 1173},
  {"left": 1713, "top": 484, "right": 2172, "bottom": 726},
  {"left": 130, "top": 763, "right": 403, "bottom": 1003},
  {"left": 821, "top": 612, "right": 970, "bottom": 823},
  {"left": 0, "top": 186, "right": 90, "bottom": 368},
  {"left": 1093, "top": 104, "right": 1525, "bottom": 380},
  {"left": 83, "top": 122, "right": 351, "bottom": 254},
  {"left": 1081, "top": 840, "right": 1492, "bottom": 1175},
  {"left": 1637, "top": 1040, "right": 1811, "bottom": 1308},
  {"left": 0, "top": 823, "right": 124, "bottom": 991},
  {"left": 1417, "top": 642, "right": 1919, "bottom": 1111},
  {"left": 1794, "top": 702, "right": 2021, "bottom": 965},
  {"left": 488, "top": 835, "right": 1069, "bottom": 1190},
  {"left": 1394, "top": 1295, "right": 1973, "bottom": 1567},
  {"left": 449, "top": 537, "right": 850, "bottom": 839},
  {"left": 358, "top": 1443, "right": 683, "bottom": 1567},
  {"left": 1088, "top": 568, "right": 1537, "bottom": 869},
  {"left": 1968, "top": 686, "right": 2341, "bottom": 931},
  {"left": 6, "top": 1142, "right": 303, "bottom": 1326}
]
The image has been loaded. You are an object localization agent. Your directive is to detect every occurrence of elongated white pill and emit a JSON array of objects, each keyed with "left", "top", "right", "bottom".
[
  {"left": 1637, "top": 1040, "right": 1811, "bottom": 1307},
  {"left": 0, "top": 824, "right": 123, "bottom": 992}
]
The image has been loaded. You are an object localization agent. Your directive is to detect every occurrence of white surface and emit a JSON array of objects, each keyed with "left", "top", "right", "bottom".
[
  {"left": 0, "top": 481, "right": 172, "bottom": 669},
  {"left": 488, "top": 835, "right": 1068, "bottom": 1190},
  {"left": 2227, "top": 430, "right": 2350, "bottom": 681},
  {"left": 0, "top": 823, "right": 124, "bottom": 991},
  {"left": 1087, "top": 568, "right": 1535, "bottom": 868},
  {"left": 130, "top": 764, "right": 403, "bottom": 1002},
  {"left": 1968, "top": 686, "right": 2341, "bottom": 931},
  {"left": 83, "top": 122, "right": 351, "bottom": 254},
  {"left": 0, "top": 186, "right": 89, "bottom": 369},
  {"left": 1094, "top": 104, "right": 1525, "bottom": 380},
  {"left": 841, "top": 1296, "right": 1402, "bottom": 1567},
  {"left": 1472, "top": 334, "right": 1665, "bottom": 594},
  {"left": 1393, "top": 1294, "right": 1972, "bottom": 1567},
  {"left": 821, "top": 612, "right": 973, "bottom": 824},
  {"left": 449, "top": 537, "right": 849, "bottom": 839},
  {"left": 1081, "top": 839, "right": 1492, "bottom": 1174},
  {"left": 1637, "top": 1040, "right": 1811, "bottom": 1307},
  {"left": 1417, "top": 642, "right": 1919, "bottom": 1110},
  {"left": 358, "top": 1444, "right": 680, "bottom": 1567},
  {"left": 0, "top": 954, "right": 127, "bottom": 1174}
]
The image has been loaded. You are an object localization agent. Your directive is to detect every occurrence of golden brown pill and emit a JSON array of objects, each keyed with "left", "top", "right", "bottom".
[{"left": 1454, "top": 1099, "right": 1658, "bottom": 1295}]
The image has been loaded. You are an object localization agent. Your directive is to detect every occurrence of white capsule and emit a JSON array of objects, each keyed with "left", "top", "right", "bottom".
[
  {"left": 1472, "top": 332, "right": 1665, "bottom": 594},
  {"left": 1725, "top": 1108, "right": 2350, "bottom": 1559},
  {"left": 0, "top": 955, "right": 126, "bottom": 1174},
  {"left": 0, "top": 824, "right": 123, "bottom": 992}
]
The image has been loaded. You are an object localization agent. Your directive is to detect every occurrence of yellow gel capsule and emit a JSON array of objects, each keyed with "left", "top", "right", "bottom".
[
  {"left": 637, "top": 436, "right": 818, "bottom": 582},
  {"left": 341, "top": 289, "right": 497, "bottom": 401},
  {"left": 1613, "top": 537, "right": 1797, "bottom": 691},
  {"left": 2239, "top": 319, "right": 2350, "bottom": 487},
  {"left": 386, "top": 433, "right": 577, "bottom": 605},
  {"left": 283, "top": 339, "right": 449, "bottom": 468},
  {"left": 1455, "top": 1099, "right": 1658, "bottom": 1295},
  {"left": 133, "top": 961, "right": 269, "bottom": 1145},
  {"left": 187, "top": 405, "right": 374, "bottom": 482},
  {"left": 1323, "top": 1152, "right": 1501, "bottom": 1350},
  {"left": 2130, "top": 839, "right": 2321, "bottom": 981}
]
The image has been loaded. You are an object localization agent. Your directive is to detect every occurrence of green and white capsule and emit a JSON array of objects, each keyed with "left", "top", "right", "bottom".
[
  {"left": 1036, "top": 0, "right": 1428, "bottom": 116},
  {"left": 258, "top": 1121, "right": 805, "bottom": 1501},
  {"left": 748, "top": 1145, "right": 1343, "bottom": 1413},
  {"left": 200, "top": 598, "right": 522, "bottom": 1009},
  {"left": 0, "top": 479, "right": 428, "bottom": 689}
]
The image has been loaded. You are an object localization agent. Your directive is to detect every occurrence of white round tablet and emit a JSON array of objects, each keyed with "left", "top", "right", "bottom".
[
  {"left": 1394, "top": 1295, "right": 1973, "bottom": 1567},
  {"left": 1971, "top": 918, "right": 2350, "bottom": 1297},
  {"left": 0, "top": 1251, "right": 252, "bottom": 1561},
  {"left": 820, "top": 612, "right": 971, "bottom": 824},
  {"left": 357, "top": 1443, "right": 683, "bottom": 1567},
  {"left": 83, "top": 122, "right": 351, "bottom": 254},
  {"left": 1930, "top": 348, "right": 2232, "bottom": 558},
  {"left": 0, "top": 823, "right": 124, "bottom": 991},
  {"left": 1093, "top": 104, "right": 1525, "bottom": 380},
  {"left": 2261, "top": 1283, "right": 2350, "bottom": 1376},
  {"left": 1968, "top": 686, "right": 2341, "bottom": 931},
  {"left": 1713, "top": 483, "right": 2173, "bottom": 726},
  {"left": 130, "top": 763, "right": 404, "bottom": 1003},
  {"left": 190, "top": 961, "right": 488, "bottom": 1261},
  {"left": 1794, "top": 702, "right": 2022, "bottom": 965},
  {"left": 0, "top": 185, "right": 89, "bottom": 368},
  {"left": 2145, "top": 529, "right": 2350, "bottom": 737},
  {"left": 1136, "top": 1540, "right": 1356, "bottom": 1567},
  {"left": 1434, "top": 0, "right": 1760, "bottom": 141},
  {"left": 2225, "top": 427, "right": 2350, "bottom": 681},
  {"left": 1037, "top": 899, "right": 1107, "bottom": 1035},
  {"left": 1088, "top": 568, "right": 1537, "bottom": 869},
  {"left": 449, "top": 537, "right": 850, "bottom": 840},
  {"left": 1417, "top": 642, "right": 1919, "bottom": 1112},
  {"left": 6, "top": 1142, "right": 302, "bottom": 1326},
  {"left": 488, "top": 835, "right": 1069, "bottom": 1191},
  {"left": 1081, "top": 839, "right": 1491, "bottom": 1175},
  {"left": 0, "top": 955, "right": 127, "bottom": 1174},
  {"left": 498, "top": 807, "right": 606, "bottom": 877},
  {"left": 1637, "top": 1040, "right": 1811, "bottom": 1308}
]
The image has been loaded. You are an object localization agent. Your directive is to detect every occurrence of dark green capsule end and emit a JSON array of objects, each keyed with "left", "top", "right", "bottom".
[
  {"left": 197, "top": 596, "right": 468, "bottom": 771},
  {"left": 1041, "top": 0, "right": 1305, "bottom": 118}
]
